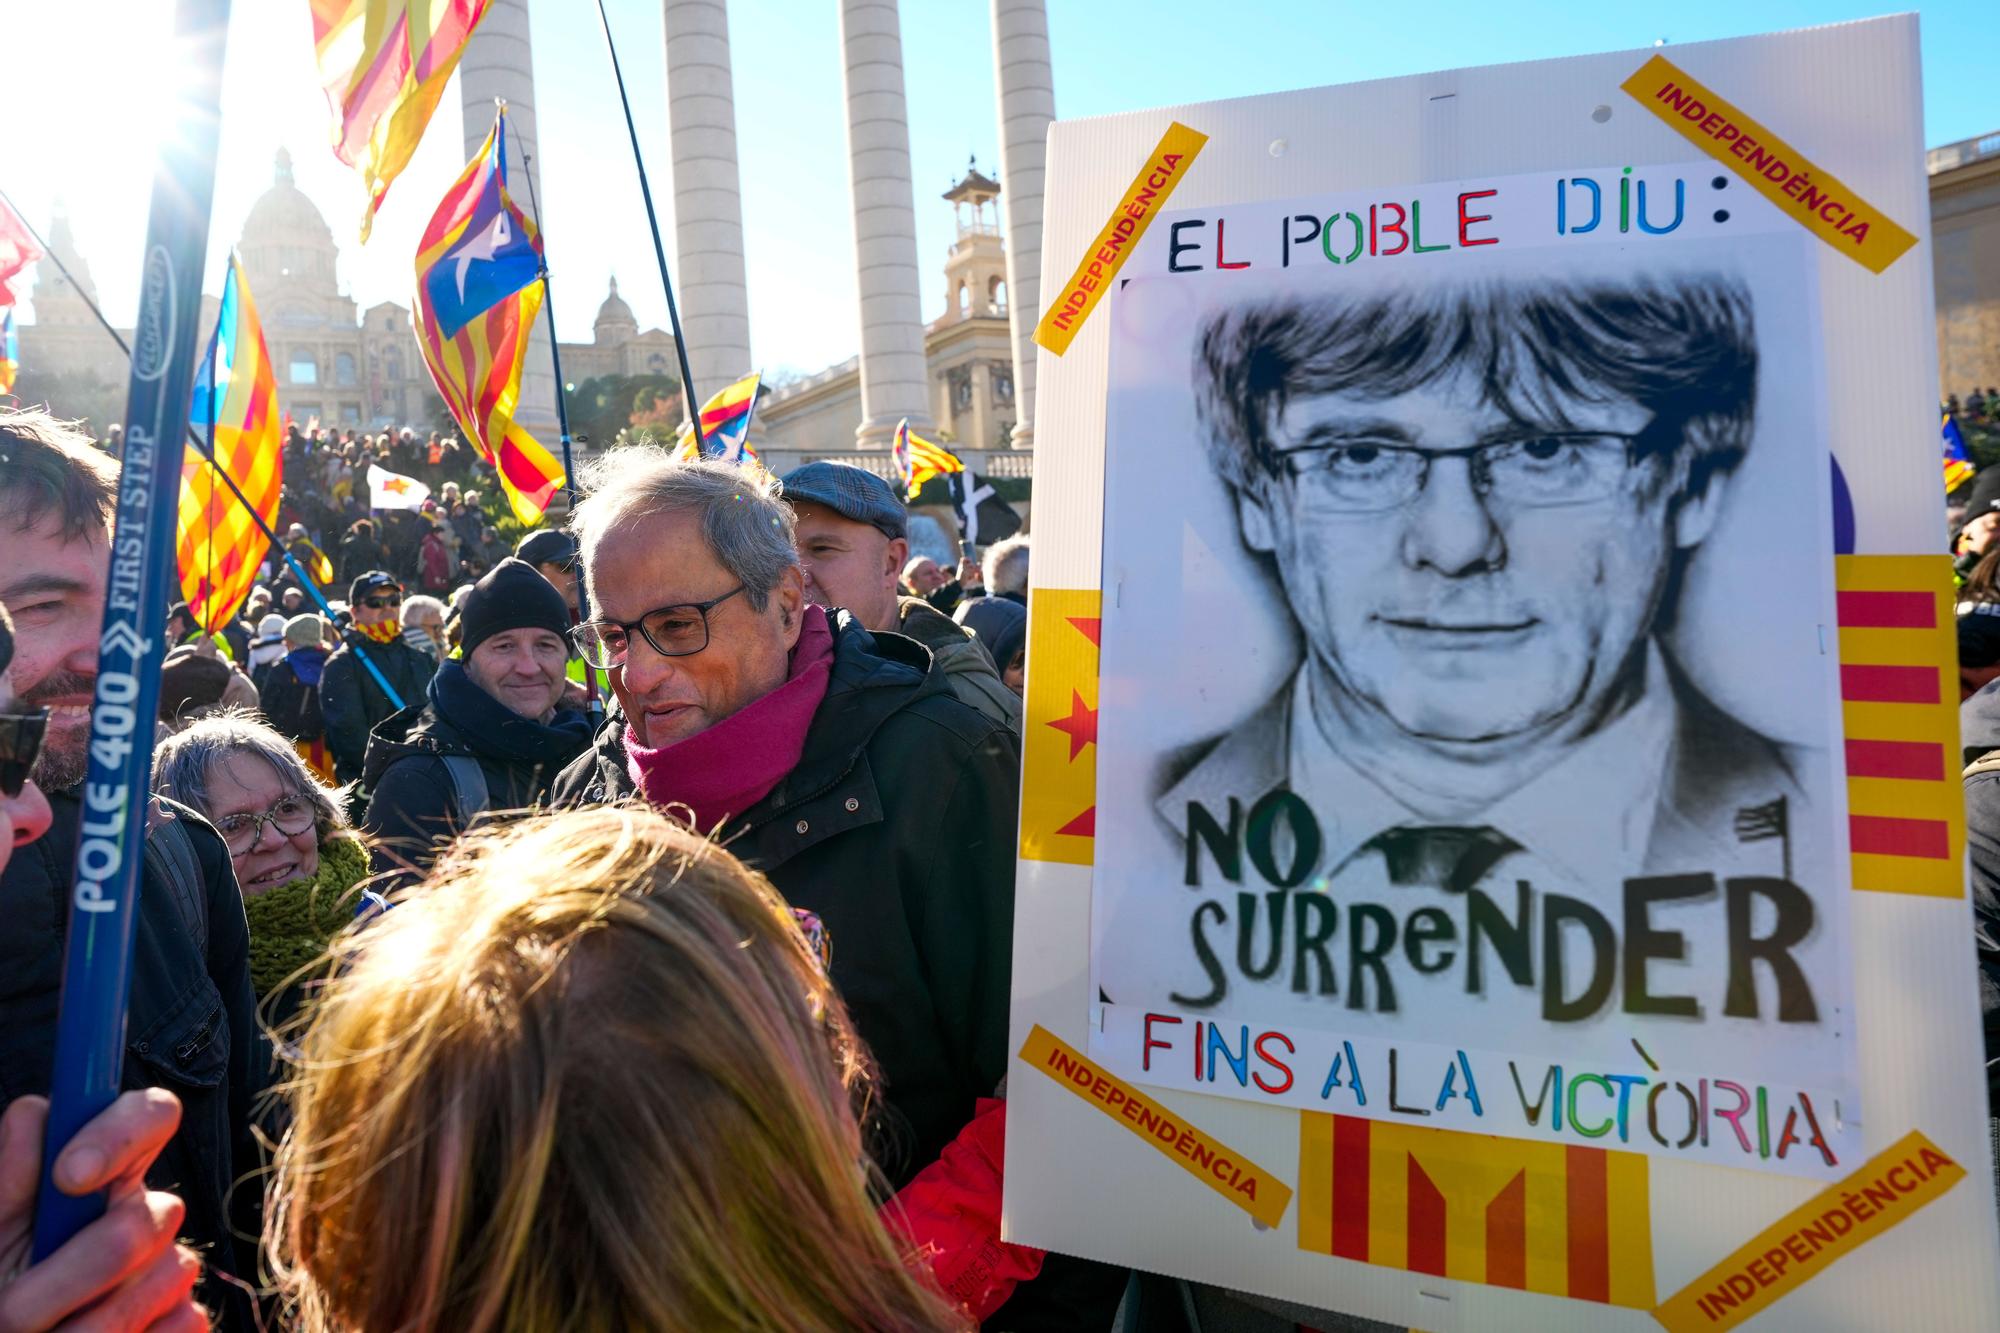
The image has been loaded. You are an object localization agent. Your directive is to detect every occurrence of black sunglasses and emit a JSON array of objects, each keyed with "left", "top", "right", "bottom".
[
  {"left": 361, "top": 595, "right": 403, "bottom": 609},
  {"left": 0, "top": 708, "right": 48, "bottom": 798}
]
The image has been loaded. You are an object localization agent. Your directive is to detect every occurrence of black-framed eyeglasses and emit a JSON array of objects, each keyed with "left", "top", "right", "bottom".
[
  {"left": 0, "top": 709, "right": 47, "bottom": 798},
  {"left": 570, "top": 584, "right": 748, "bottom": 669},
  {"left": 212, "top": 793, "right": 316, "bottom": 855},
  {"left": 361, "top": 595, "right": 402, "bottom": 610},
  {"left": 1273, "top": 430, "right": 1658, "bottom": 513}
]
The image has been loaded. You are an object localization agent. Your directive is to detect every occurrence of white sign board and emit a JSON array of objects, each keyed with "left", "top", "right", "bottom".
[{"left": 1006, "top": 17, "right": 2000, "bottom": 1331}]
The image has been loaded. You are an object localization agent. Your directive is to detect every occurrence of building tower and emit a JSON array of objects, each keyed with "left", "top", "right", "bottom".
[
  {"left": 839, "top": 0, "right": 936, "bottom": 448},
  {"left": 989, "top": 0, "right": 1053, "bottom": 449},
  {"left": 663, "top": 0, "right": 754, "bottom": 402},
  {"left": 30, "top": 207, "right": 100, "bottom": 326},
  {"left": 936, "top": 159, "right": 1013, "bottom": 450},
  {"left": 458, "top": 0, "right": 559, "bottom": 435}
]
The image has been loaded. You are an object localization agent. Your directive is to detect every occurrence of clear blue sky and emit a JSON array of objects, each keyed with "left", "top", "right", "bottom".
[{"left": 7, "top": 2, "right": 1993, "bottom": 383}]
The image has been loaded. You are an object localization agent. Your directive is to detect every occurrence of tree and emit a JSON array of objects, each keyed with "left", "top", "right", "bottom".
[{"left": 563, "top": 373, "right": 681, "bottom": 448}]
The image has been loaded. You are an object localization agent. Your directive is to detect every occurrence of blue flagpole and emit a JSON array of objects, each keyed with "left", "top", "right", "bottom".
[{"left": 33, "top": 0, "right": 234, "bottom": 1259}]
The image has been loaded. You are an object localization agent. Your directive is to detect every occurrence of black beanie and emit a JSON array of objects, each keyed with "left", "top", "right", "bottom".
[{"left": 460, "top": 558, "right": 573, "bottom": 660}]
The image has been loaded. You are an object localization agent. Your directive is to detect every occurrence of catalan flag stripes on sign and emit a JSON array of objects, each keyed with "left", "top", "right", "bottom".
[
  {"left": 1944, "top": 412, "right": 1975, "bottom": 493},
  {"left": 893, "top": 418, "right": 963, "bottom": 501},
  {"left": 673, "top": 371, "right": 762, "bottom": 463},
  {"left": 312, "top": 0, "right": 493, "bottom": 240},
  {"left": 1834, "top": 554, "right": 1964, "bottom": 896},
  {"left": 0, "top": 308, "right": 17, "bottom": 394},
  {"left": 1018, "top": 589, "right": 1101, "bottom": 865},
  {"left": 178, "top": 255, "right": 281, "bottom": 634},
  {"left": 1297, "top": 1113, "right": 1654, "bottom": 1309},
  {"left": 413, "top": 107, "right": 564, "bottom": 525}
]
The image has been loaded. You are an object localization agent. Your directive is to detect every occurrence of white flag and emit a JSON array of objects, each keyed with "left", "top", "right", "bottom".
[{"left": 367, "top": 463, "right": 431, "bottom": 511}]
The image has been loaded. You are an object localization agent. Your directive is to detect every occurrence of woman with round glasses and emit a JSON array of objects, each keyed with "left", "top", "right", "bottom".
[{"left": 153, "top": 709, "right": 368, "bottom": 1011}]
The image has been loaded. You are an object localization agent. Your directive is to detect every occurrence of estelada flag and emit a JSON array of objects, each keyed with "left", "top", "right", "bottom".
[
  {"left": 673, "top": 371, "right": 762, "bottom": 464},
  {"left": 311, "top": 0, "right": 494, "bottom": 240},
  {"left": 892, "top": 418, "right": 963, "bottom": 501},
  {"left": 1297, "top": 1113, "right": 1654, "bottom": 1309},
  {"left": 0, "top": 196, "right": 42, "bottom": 308},
  {"left": 413, "top": 105, "right": 563, "bottom": 524},
  {"left": 366, "top": 462, "right": 431, "bottom": 509},
  {"left": 178, "top": 255, "right": 281, "bottom": 633},
  {"left": 1944, "top": 411, "right": 1976, "bottom": 493}
]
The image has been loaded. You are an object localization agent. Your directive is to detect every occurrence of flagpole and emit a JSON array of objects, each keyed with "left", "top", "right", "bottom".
[
  {"left": 593, "top": 0, "right": 705, "bottom": 453},
  {"left": 31, "top": 0, "right": 231, "bottom": 1259},
  {"left": 204, "top": 334, "right": 217, "bottom": 628},
  {"left": 515, "top": 130, "right": 605, "bottom": 712},
  {"left": 0, "top": 196, "right": 410, "bottom": 711}
]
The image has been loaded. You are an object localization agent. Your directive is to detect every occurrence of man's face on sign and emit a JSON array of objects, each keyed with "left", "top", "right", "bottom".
[{"left": 1236, "top": 371, "right": 1725, "bottom": 748}]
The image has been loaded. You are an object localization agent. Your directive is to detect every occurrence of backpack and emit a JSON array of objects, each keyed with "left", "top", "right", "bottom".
[
  {"left": 442, "top": 754, "right": 491, "bottom": 828},
  {"left": 263, "top": 659, "right": 324, "bottom": 742}
]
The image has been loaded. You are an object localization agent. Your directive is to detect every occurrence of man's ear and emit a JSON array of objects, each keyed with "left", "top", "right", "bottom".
[
  {"left": 1235, "top": 484, "right": 1280, "bottom": 555},
  {"left": 776, "top": 565, "right": 807, "bottom": 648},
  {"left": 1672, "top": 467, "right": 1731, "bottom": 549},
  {"left": 884, "top": 536, "right": 909, "bottom": 587}
]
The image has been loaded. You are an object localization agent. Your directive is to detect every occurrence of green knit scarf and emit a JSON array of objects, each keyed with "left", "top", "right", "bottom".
[{"left": 243, "top": 833, "right": 370, "bottom": 998}]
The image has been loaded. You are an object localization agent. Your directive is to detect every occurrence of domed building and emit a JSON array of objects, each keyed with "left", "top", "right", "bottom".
[
  {"left": 558, "top": 275, "right": 681, "bottom": 383},
  {"left": 15, "top": 148, "right": 676, "bottom": 438}
]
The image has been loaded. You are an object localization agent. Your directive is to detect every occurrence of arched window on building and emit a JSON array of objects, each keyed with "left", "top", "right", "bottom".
[
  {"left": 957, "top": 282, "right": 969, "bottom": 315},
  {"left": 989, "top": 276, "right": 1007, "bottom": 313},
  {"left": 385, "top": 352, "right": 401, "bottom": 380},
  {"left": 335, "top": 352, "right": 356, "bottom": 386}
]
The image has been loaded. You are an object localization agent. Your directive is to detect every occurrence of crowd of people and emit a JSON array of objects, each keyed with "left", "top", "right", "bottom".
[
  {"left": 1947, "top": 390, "right": 2000, "bottom": 1165},
  {"left": 0, "top": 405, "right": 1079, "bottom": 1332}
]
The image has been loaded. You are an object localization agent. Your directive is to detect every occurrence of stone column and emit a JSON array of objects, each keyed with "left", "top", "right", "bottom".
[
  {"left": 839, "top": 0, "right": 936, "bottom": 449},
  {"left": 990, "top": 0, "right": 1054, "bottom": 449},
  {"left": 970, "top": 360, "right": 994, "bottom": 453},
  {"left": 664, "top": 0, "right": 753, "bottom": 403},
  {"left": 460, "top": 0, "right": 558, "bottom": 436}
]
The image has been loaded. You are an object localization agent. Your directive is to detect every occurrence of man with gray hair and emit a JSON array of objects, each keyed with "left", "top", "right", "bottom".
[
  {"left": 782, "top": 460, "right": 1020, "bottom": 730},
  {"left": 550, "top": 452, "right": 1022, "bottom": 1194},
  {"left": 982, "top": 533, "right": 1031, "bottom": 605}
]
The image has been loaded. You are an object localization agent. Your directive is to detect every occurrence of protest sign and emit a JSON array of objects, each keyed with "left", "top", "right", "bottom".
[{"left": 1005, "top": 16, "right": 2000, "bottom": 1329}]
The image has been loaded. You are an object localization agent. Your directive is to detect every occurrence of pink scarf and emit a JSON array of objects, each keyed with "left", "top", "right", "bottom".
[{"left": 624, "top": 603, "right": 835, "bottom": 831}]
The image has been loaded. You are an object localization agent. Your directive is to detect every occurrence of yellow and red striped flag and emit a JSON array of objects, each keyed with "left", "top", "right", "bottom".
[
  {"left": 413, "top": 107, "right": 563, "bottom": 525},
  {"left": 297, "top": 736, "right": 336, "bottom": 785},
  {"left": 1297, "top": 1113, "right": 1655, "bottom": 1308},
  {"left": 672, "top": 371, "right": 762, "bottom": 463},
  {"left": 179, "top": 255, "right": 282, "bottom": 634},
  {"left": 311, "top": 0, "right": 493, "bottom": 241},
  {"left": 892, "top": 418, "right": 962, "bottom": 501}
]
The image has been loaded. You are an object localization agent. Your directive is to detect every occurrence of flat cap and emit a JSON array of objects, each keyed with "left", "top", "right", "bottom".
[{"left": 781, "top": 461, "right": 907, "bottom": 540}]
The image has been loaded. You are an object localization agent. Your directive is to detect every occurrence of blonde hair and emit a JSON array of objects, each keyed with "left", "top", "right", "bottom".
[{"left": 266, "top": 804, "right": 966, "bottom": 1333}]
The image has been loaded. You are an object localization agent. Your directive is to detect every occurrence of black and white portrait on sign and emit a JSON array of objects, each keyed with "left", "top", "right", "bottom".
[{"left": 1090, "top": 229, "right": 1856, "bottom": 1108}]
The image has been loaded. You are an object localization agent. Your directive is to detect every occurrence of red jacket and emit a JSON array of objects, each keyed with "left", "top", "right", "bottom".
[
  {"left": 882, "top": 1099, "right": 1044, "bottom": 1323},
  {"left": 419, "top": 532, "right": 451, "bottom": 591}
]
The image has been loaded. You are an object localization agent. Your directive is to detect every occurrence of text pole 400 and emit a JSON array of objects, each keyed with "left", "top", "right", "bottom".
[{"left": 31, "top": 0, "right": 233, "bottom": 1261}]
